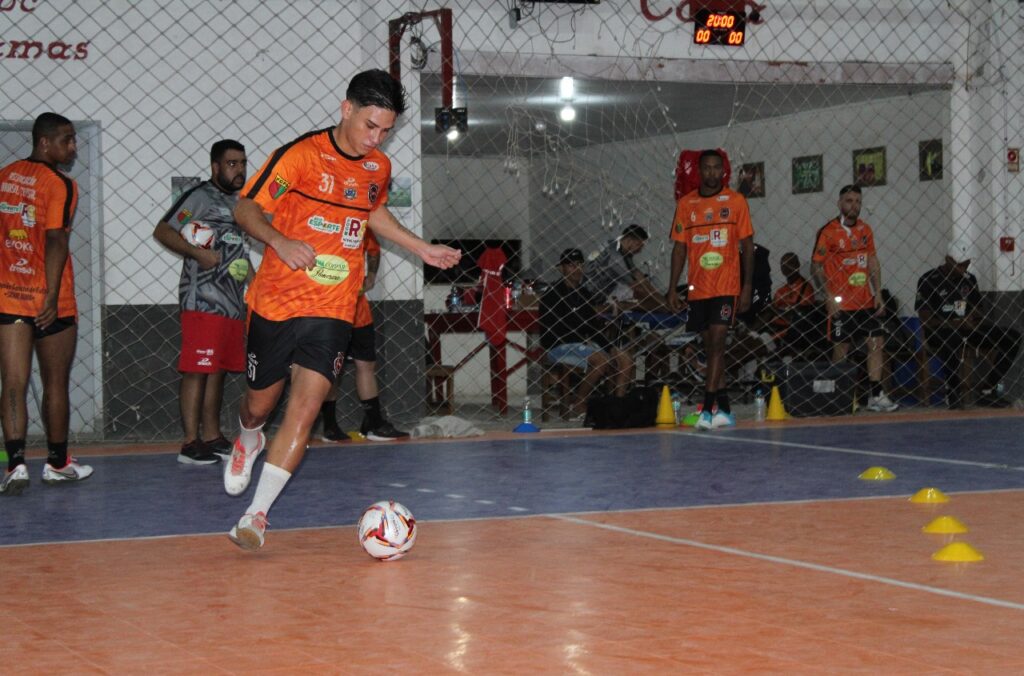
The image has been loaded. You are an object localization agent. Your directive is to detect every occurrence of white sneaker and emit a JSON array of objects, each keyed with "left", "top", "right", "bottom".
[
  {"left": 0, "top": 463, "right": 29, "bottom": 495},
  {"left": 228, "top": 511, "right": 268, "bottom": 551},
  {"left": 866, "top": 392, "right": 899, "bottom": 412},
  {"left": 710, "top": 411, "right": 736, "bottom": 429},
  {"left": 41, "top": 458, "right": 94, "bottom": 484},
  {"left": 223, "top": 432, "right": 265, "bottom": 497}
]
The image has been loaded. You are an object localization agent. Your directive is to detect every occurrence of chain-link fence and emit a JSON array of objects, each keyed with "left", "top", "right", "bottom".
[{"left": 1, "top": 1, "right": 1022, "bottom": 442}]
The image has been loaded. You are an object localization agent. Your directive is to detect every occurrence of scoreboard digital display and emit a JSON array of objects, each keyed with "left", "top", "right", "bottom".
[{"left": 693, "top": 10, "right": 746, "bottom": 46}]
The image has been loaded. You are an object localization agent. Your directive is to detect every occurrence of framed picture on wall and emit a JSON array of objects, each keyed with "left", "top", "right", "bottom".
[
  {"left": 736, "top": 162, "right": 765, "bottom": 198},
  {"left": 791, "top": 155, "right": 823, "bottom": 194},
  {"left": 852, "top": 147, "right": 886, "bottom": 187},
  {"left": 918, "top": 140, "right": 943, "bottom": 181}
]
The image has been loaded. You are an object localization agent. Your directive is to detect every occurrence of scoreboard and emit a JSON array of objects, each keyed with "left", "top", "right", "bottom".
[{"left": 693, "top": 9, "right": 746, "bottom": 46}]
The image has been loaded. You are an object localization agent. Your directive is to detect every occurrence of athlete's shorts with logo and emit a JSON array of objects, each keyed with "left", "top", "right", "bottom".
[
  {"left": 0, "top": 313, "right": 76, "bottom": 340},
  {"left": 686, "top": 296, "right": 736, "bottom": 333},
  {"left": 829, "top": 309, "right": 884, "bottom": 344},
  {"left": 246, "top": 311, "right": 352, "bottom": 389},
  {"left": 179, "top": 310, "right": 245, "bottom": 373}
]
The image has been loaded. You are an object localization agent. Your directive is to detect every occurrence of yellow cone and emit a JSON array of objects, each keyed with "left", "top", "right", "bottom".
[
  {"left": 766, "top": 385, "right": 788, "bottom": 421},
  {"left": 655, "top": 385, "right": 675, "bottom": 427},
  {"left": 922, "top": 516, "right": 968, "bottom": 534},
  {"left": 932, "top": 541, "right": 984, "bottom": 562},
  {"left": 858, "top": 466, "right": 895, "bottom": 480},
  {"left": 909, "top": 487, "right": 950, "bottom": 503}
]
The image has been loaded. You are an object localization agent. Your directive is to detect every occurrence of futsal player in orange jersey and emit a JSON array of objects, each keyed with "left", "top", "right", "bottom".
[
  {"left": 0, "top": 113, "right": 93, "bottom": 494},
  {"left": 666, "top": 149, "right": 754, "bottom": 430},
  {"left": 224, "top": 69, "right": 459, "bottom": 550}
]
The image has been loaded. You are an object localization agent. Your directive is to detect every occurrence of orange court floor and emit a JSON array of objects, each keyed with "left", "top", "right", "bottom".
[{"left": 3, "top": 408, "right": 1024, "bottom": 674}]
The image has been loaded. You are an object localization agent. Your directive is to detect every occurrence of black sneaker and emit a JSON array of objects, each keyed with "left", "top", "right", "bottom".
[
  {"left": 321, "top": 424, "right": 349, "bottom": 443},
  {"left": 203, "top": 436, "right": 233, "bottom": 459},
  {"left": 177, "top": 440, "right": 221, "bottom": 465},
  {"left": 361, "top": 419, "right": 410, "bottom": 442}
]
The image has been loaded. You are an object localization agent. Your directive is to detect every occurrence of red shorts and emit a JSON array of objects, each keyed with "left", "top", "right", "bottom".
[{"left": 178, "top": 310, "right": 245, "bottom": 373}]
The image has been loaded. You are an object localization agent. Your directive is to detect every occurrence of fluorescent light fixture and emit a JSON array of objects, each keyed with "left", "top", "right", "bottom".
[
  {"left": 559, "top": 105, "right": 576, "bottom": 122},
  {"left": 447, "top": 128, "right": 460, "bottom": 141},
  {"left": 559, "top": 76, "right": 574, "bottom": 100}
]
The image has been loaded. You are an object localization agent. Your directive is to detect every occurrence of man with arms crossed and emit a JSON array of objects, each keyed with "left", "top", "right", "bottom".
[
  {"left": 811, "top": 184, "right": 898, "bottom": 412},
  {"left": 154, "top": 139, "right": 250, "bottom": 465},
  {"left": 666, "top": 149, "right": 754, "bottom": 430},
  {"left": 0, "top": 112, "right": 92, "bottom": 494},
  {"left": 224, "top": 69, "right": 459, "bottom": 550}
]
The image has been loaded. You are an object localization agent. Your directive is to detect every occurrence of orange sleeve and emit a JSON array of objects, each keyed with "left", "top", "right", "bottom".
[
  {"left": 670, "top": 199, "right": 687, "bottom": 242},
  {"left": 242, "top": 143, "right": 310, "bottom": 216},
  {"left": 41, "top": 172, "right": 77, "bottom": 231},
  {"left": 811, "top": 228, "right": 828, "bottom": 263}
]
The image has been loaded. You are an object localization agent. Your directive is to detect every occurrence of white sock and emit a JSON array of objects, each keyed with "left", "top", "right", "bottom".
[
  {"left": 245, "top": 462, "right": 291, "bottom": 516},
  {"left": 239, "top": 418, "right": 264, "bottom": 452}
]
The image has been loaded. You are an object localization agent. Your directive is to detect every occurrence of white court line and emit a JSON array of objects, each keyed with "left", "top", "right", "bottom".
[
  {"left": 556, "top": 514, "right": 1024, "bottom": 611},
  {"left": 682, "top": 431, "right": 1024, "bottom": 471}
]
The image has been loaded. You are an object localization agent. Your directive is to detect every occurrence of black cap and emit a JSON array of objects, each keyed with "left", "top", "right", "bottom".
[
  {"left": 559, "top": 248, "right": 584, "bottom": 265},
  {"left": 622, "top": 223, "right": 649, "bottom": 241}
]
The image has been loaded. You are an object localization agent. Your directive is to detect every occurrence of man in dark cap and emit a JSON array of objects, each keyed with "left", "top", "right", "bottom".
[{"left": 540, "top": 248, "right": 634, "bottom": 418}]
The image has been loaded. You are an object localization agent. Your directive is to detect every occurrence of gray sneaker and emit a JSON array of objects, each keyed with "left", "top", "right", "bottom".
[{"left": 0, "top": 464, "right": 29, "bottom": 496}]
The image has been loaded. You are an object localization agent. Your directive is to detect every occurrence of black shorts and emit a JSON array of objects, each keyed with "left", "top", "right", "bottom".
[
  {"left": 346, "top": 323, "right": 376, "bottom": 362},
  {"left": 829, "top": 309, "right": 884, "bottom": 343},
  {"left": 686, "top": 296, "right": 736, "bottom": 333},
  {"left": 0, "top": 313, "right": 76, "bottom": 340},
  {"left": 245, "top": 312, "right": 352, "bottom": 389}
]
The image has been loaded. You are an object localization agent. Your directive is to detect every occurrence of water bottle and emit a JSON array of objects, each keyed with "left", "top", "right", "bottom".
[
  {"left": 446, "top": 284, "right": 461, "bottom": 311},
  {"left": 522, "top": 397, "right": 533, "bottom": 425},
  {"left": 671, "top": 395, "right": 682, "bottom": 426},
  {"left": 754, "top": 387, "right": 766, "bottom": 421}
]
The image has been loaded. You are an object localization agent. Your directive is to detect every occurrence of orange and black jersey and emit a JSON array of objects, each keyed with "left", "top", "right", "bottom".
[
  {"left": 670, "top": 187, "right": 753, "bottom": 300},
  {"left": 241, "top": 127, "right": 390, "bottom": 322},
  {"left": 811, "top": 218, "right": 876, "bottom": 311},
  {"left": 0, "top": 158, "right": 78, "bottom": 317}
]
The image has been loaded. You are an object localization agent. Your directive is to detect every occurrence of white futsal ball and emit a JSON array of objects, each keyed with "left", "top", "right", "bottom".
[
  {"left": 358, "top": 500, "right": 417, "bottom": 561},
  {"left": 180, "top": 221, "right": 215, "bottom": 249}
]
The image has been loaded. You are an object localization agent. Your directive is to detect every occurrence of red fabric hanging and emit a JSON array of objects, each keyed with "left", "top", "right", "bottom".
[
  {"left": 674, "top": 148, "right": 731, "bottom": 201},
  {"left": 476, "top": 246, "right": 508, "bottom": 346}
]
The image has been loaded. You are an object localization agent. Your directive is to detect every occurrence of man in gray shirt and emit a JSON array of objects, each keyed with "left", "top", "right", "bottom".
[
  {"left": 584, "top": 224, "right": 667, "bottom": 311},
  {"left": 154, "top": 139, "right": 249, "bottom": 465}
]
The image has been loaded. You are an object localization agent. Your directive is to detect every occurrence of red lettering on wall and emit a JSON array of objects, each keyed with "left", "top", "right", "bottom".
[{"left": 640, "top": 0, "right": 765, "bottom": 24}]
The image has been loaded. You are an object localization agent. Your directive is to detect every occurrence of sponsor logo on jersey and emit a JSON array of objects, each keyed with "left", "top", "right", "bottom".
[
  {"left": 176, "top": 209, "right": 193, "bottom": 225},
  {"left": 710, "top": 228, "right": 728, "bottom": 247},
  {"left": 368, "top": 183, "right": 379, "bottom": 204},
  {"left": 342, "top": 217, "right": 366, "bottom": 250},
  {"left": 344, "top": 188, "right": 357, "bottom": 200},
  {"left": 195, "top": 348, "right": 214, "bottom": 356},
  {"left": 7, "top": 228, "right": 28, "bottom": 240},
  {"left": 269, "top": 175, "right": 289, "bottom": 199},
  {"left": 221, "top": 232, "right": 243, "bottom": 245},
  {"left": 21, "top": 204, "right": 36, "bottom": 227},
  {"left": 842, "top": 257, "right": 856, "bottom": 266},
  {"left": 4, "top": 236, "right": 33, "bottom": 252},
  {"left": 197, "top": 357, "right": 212, "bottom": 367},
  {"left": 308, "top": 215, "right": 341, "bottom": 234},
  {"left": 362, "top": 161, "right": 379, "bottom": 171},
  {"left": 719, "top": 208, "right": 730, "bottom": 219},
  {"left": 674, "top": 223, "right": 683, "bottom": 233},
  {"left": 848, "top": 272, "right": 868, "bottom": 287},
  {"left": 703, "top": 208, "right": 714, "bottom": 223},
  {"left": 0, "top": 201, "right": 20, "bottom": 215},
  {"left": 717, "top": 194, "right": 729, "bottom": 201},
  {"left": 699, "top": 252, "right": 724, "bottom": 270},
  {"left": 691, "top": 234, "right": 709, "bottom": 244},
  {"left": 320, "top": 153, "right": 336, "bottom": 162},
  {"left": 306, "top": 254, "right": 350, "bottom": 286},
  {"left": 9, "top": 257, "right": 34, "bottom": 275},
  {"left": 7, "top": 172, "right": 36, "bottom": 186},
  {"left": 344, "top": 177, "right": 357, "bottom": 187}
]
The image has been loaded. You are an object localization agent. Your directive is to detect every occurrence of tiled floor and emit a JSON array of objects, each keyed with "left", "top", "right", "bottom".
[{"left": 3, "top": 411, "right": 1023, "bottom": 673}]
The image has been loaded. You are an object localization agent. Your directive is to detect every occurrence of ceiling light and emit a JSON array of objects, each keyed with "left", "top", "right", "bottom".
[
  {"left": 559, "top": 76, "right": 574, "bottom": 100},
  {"left": 559, "top": 105, "right": 576, "bottom": 122},
  {"left": 447, "top": 128, "right": 459, "bottom": 141}
]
